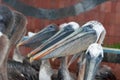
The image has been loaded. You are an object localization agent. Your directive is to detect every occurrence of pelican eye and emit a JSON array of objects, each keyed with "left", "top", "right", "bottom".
[
  {"left": 48, "top": 25, "right": 56, "bottom": 31},
  {"left": 48, "top": 25, "right": 54, "bottom": 29},
  {"left": 82, "top": 25, "right": 93, "bottom": 32},
  {"left": 49, "top": 25, "right": 54, "bottom": 28},
  {"left": 64, "top": 25, "right": 73, "bottom": 30}
]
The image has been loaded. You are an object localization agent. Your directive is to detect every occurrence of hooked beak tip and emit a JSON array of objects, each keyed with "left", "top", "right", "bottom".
[
  {"left": 27, "top": 51, "right": 36, "bottom": 58},
  {"left": 27, "top": 53, "right": 31, "bottom": 58},
  {"left": 29, "top": 57, "right": 34, "bottom": 63},
  {"left": 17, "top": 42, "right": 23, "bottom": 48},
  {"left": 29, "top": 53, "right": 43, "bottom": 62}
]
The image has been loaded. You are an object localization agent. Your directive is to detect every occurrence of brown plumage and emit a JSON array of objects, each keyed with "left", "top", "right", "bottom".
[
  {"left": 95, "top": 65, "right": 116, "bottom": 80},
  {"left": 0, "top": 34, "right": 10, "bottom": 80},
  {"left": 7, "top": 60, "right": 39, "bottom": 80}
]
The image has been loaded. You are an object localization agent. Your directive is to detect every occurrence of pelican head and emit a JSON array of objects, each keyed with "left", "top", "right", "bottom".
[
  {"left": 82, "top": 20, "right": 106, "bottom": 44},
  {"left": 68, "top": 21, "right": 80, "bottom": 29},
  {"left": 59, "top": 22, "right": 80, "bottom": 32},
  {"left": 84, "top": 43, "right": 103, "bottom": 80},
  {"left": 59, "top": 21, "right": 79, "bottom": 30}
]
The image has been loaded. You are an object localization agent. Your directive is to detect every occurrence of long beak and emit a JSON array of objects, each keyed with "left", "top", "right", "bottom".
[
  {"left": 29, "top": 25, "right": 98, "bottom": 62},
  {"left": 84, "top": 54, "right": 103, "bottom": 80},
  {"left": 28, "top": 24, "right": 76, "bottom": 58},
  {"left": 84, "top": 43, "right": 103, "bottom": 80},
  {"left": 17, "top": 24, "right": 58, "bottom": 48}
]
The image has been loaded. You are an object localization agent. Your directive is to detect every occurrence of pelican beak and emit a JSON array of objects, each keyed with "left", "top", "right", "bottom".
[
  {"left": 29, "top": 21, "right": 105, "bottom": 62},
  {"left": 29, "top": 29, "right": 96, "bottom": 62},
  {"left": 28, "top": 22, "right": 80, "bottom": 59},
  {"left": 17, "top": 24, "right": 58, "bottom": 55},
  {"left": 84, "top": 43, "right": 103, "bottom": 80}
]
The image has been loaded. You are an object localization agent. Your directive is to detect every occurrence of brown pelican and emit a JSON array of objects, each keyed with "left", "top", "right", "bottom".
[
  {"left": 76, "top": 44, "right": 116, "bottom": 80},
  {"left": 56, "top": 22, "right": 79, "bottom": 80},
  {"left": 0, "top": 5, "right": 38, "bottom": 80},
  {"left": 0, "top": 5, "right": 27, "bottom": 80},
  {"left": 76, "top": 21, "right": 106, "bottom": 80},
  {"left": 83, "top": 43, "right": 104, "bottom": 80},
  {"left": 38, "top": 22, "right": 79, "bottom": 80}
]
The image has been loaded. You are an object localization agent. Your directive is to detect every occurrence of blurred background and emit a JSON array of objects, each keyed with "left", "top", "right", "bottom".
[{"left": 1, "top": 0, "right": 120, "bottom": 79}]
